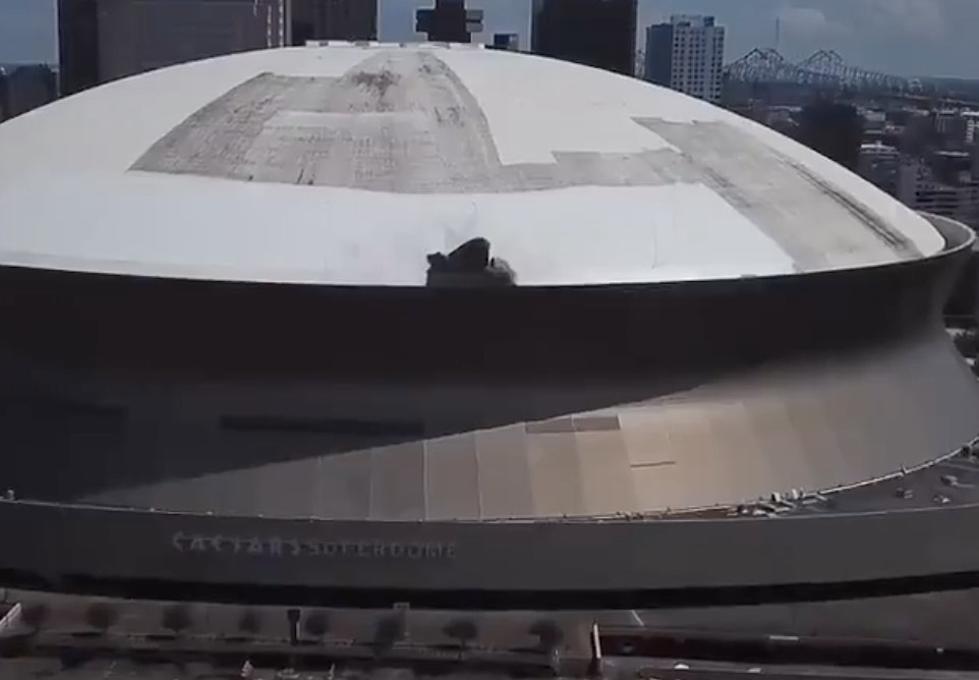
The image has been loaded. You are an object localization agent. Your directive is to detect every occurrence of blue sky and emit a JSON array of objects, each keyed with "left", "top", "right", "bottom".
[
  {"left": 636, "top": 0, "right": 979, "bottom": 77},
  {"left": 375, "top": 0, "right": 979, "bottom": 77},
  {"left": 0, "top": 0, "right": 57, "bottom": 65},
  {"left": 2, "top": 0, "right": 977, "bottom": 78}
]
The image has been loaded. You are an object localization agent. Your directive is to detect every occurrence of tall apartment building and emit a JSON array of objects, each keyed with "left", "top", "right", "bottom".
[
  {"left": 964, "top": 111, "right": 979, "bottom": 145},
  {"left": 644, "top": 15, "right": 725, "bottom": 103}
]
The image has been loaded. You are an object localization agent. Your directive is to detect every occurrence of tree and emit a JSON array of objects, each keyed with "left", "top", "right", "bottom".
[
  {"left": 372, "top": 616, "right": 405, "bottom": 658},
  {"left": 529, "top": 619, "right": 564, "bottom": 652},
  {"left": 797, "top": 98, "right": 864, "bottom": 170},
  {"left": 443, "top": 619, "right": 478, "bottom": 658},
  {"left": 529, "top": 619, "right": 565, "bottom": 673},
  {"left": 20, "top": 604, "right": 48, "bottom": 630},
  {"left": 238, "top": 609, "right": 262, "bottom": 637},
  {"left": 303, "top": 611, "right": 329, "bottom": 639},
  {"left": 162, "top": 604, "right": 192, "bottom": 637},
  {"left": 85, "top": 603, "right": 118, "bottom": 635}
]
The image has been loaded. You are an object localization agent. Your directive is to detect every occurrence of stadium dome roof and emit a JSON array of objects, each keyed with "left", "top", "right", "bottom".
[{"left": 0, "top": 43, "right": 943, "bottom": 286}]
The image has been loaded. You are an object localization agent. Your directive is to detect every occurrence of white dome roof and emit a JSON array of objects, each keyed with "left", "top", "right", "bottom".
[{"left": 0, "top": 43, "right": 943, "bottom": 286}]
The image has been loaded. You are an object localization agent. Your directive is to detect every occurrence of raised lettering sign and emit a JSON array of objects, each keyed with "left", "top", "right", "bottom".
[{"left": 171, "top": 532, "right": 457, "bottom": 561}]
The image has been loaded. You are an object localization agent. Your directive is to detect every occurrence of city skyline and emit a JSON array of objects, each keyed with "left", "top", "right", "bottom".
[{"left": 2, "top": 0, "right": 979, "bottom": 79}]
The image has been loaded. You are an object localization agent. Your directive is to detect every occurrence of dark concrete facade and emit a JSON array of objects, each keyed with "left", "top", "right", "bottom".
[
  {"left": 4, "top": 480, "right": 979, "bottom": 604},
  {"left": 532, "top": 0, "right": 637, "bottom": 76},
  {"left": 96, "top": 0, "right": 287, "bottom": 82},
  {"left": 0, "top": 218, "right": 975, "bottom": 510},
  {"left": 0, "top": 218, "right": 975, "bottom": 599},
  {"left": 290, "top": 0, "right": 377, "bottom": 44},
  {"left": 58, "top": 0, "right": 289, "bottom": 92},
  {"left": 0, "top": 65, "right": 57, "bottom": 121},
  {"left": 416, "top": 0, "right": 484, "bottom": 43},
  {"left": 644, "top": 23, "right": 673, "bottom": 87},
  {"left": 57, "top": 0, "right": 100, "bottom": 95}
]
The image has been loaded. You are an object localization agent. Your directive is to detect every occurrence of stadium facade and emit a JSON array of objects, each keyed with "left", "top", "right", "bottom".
[{"left": 0, "top": 44, "right": 977, "bottom": 606}]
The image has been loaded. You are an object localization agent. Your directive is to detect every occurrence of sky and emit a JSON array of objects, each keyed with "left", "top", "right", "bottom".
[
  {"left": 1, "top": 0, "right": 977, "bottom": 78},
  {"left": 638, "top": 0, "right": 979, "bottom": 78},
  {"left": 0, "top": 0, "right": 57, "bottom": 65}
]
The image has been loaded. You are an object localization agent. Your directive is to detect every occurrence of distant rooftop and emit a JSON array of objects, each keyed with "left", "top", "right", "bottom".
[{"left": 668, "top": 14, "right": 716, "bottom": 28}]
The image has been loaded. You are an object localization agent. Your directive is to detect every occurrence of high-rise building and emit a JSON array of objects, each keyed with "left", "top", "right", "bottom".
[
  {"left": 58, "top": 0, "right": 291, "bottom": 94},
  {"left": 57, "top": 0, "right": 100, "bottom": 95},
  {"left": 644, "top": 15, "right": 724, "bottom": 103},
  {"left": 290, "top": 0, "right": 377, "bottom": 45},
  {"left": 378, "top": 1, "right": 529, "bottom": 51},
  {"left": 96, "top": 0, "right": 288, "bottom": 82},
  {"left": 531, "top": 0, "right": 637, "bottom": 76},
  {"left": 416, "top": 0, "right": 483, "bottom": 43}
]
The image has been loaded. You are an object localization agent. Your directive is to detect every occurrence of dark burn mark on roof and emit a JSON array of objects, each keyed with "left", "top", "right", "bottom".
[
  {"left": 634, "top": 118, "right": 919, "bottom": 262},
  {"left": 350, "top": 69, "right": 401, "bottom": 98},
  {"left": 789, "top": 159, "right": 912, "bottom": 252},
  {"left": 131, "top": 50, "right": 918, "bottom": 264}
]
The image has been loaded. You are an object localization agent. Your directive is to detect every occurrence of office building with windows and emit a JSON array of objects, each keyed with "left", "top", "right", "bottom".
[{"left": 899, "top": 157, "right": 979, "bottom": 230}]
